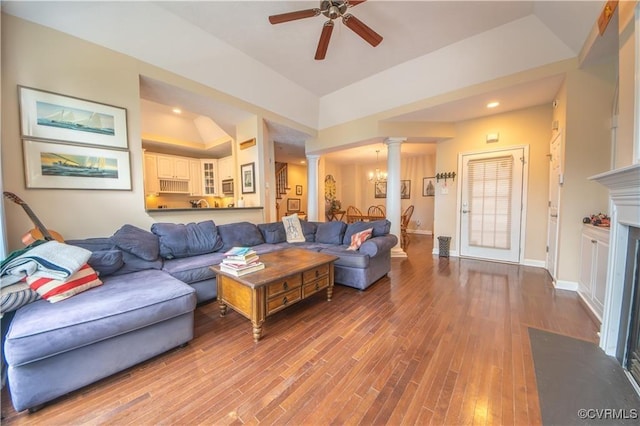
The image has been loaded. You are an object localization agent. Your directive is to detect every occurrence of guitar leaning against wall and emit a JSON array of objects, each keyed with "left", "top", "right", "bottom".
[{"left": 3, "top": 191, "right": 64, "bottom": 245}]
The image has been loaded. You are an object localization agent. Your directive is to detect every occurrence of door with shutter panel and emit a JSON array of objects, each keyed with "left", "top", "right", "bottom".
[{"left": 459, "top": 147, "right": 526, "bottom": 263}]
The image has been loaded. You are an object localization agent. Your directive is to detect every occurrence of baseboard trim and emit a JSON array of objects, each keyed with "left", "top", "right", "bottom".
[
  {"left": 577, "top": 292, "right": 602, "bottom": 326},
  {"left": 523, "top": 259, "right": 546, "bottom": 268},
  {"left": 554, "top": 279, "right": 578, "bottom": 291},
  {"left": 408, "top": 229, "right": 433, "bottom": 235},
  {"left": 432, "top": 248, "right": 459, "bottom": 257}
]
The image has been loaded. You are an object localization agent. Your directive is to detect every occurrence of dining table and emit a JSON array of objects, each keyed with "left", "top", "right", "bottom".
[{"left": 346, "top": 213, "right": 386, "bottom": 223}]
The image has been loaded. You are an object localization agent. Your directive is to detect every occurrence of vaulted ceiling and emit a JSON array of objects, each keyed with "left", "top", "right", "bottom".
[{"left": 3, "top": 1, "right": 614, "bottom": 164}]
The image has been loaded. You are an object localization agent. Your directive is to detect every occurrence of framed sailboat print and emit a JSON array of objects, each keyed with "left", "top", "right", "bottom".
[
  {"left": 23, "top": 139, "right": 132, "bottom": 190},
  {"left": 19, "top": 86, "right": 128, "bottom": 149}
]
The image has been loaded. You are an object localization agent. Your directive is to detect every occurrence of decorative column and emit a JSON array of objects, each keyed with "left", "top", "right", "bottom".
[
  {"left": 306, "top": 154, "right": 320, "bottom": 221},
  {"left": 385, "top": 137, "right": 407, "bottom": 258}
]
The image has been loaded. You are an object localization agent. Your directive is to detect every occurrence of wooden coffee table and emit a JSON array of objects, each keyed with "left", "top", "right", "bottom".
[{"left": 211, "top": 248, "right": 338, "bottom": 341}]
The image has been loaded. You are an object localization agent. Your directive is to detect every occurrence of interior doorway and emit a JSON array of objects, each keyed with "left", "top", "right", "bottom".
[
  {"left": 546, "top": 132, "right": 562, "bottom": 281},
  {"left": 459, "top": 146, "right": 527, "bottom": 263}
]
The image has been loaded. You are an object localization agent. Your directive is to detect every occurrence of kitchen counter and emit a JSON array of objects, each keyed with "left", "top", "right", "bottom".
[
  {"left": 146, "top": 206, "right": 263, "bottom": 213},
  {"left": 145, "top": 206, "right": 265, "bottom": 225}
]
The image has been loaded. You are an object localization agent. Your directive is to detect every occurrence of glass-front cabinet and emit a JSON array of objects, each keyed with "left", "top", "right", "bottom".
[{"left": 201, "top": 159, "right": 218, "bottom": 196}]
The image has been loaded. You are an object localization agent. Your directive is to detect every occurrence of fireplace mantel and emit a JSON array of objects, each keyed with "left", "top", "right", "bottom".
[
  {"left": 590, "top": 163, "right": 640, "bottom": 358},
  {"left": 591, "top": 163, "right": 640, "bottom": 197}
]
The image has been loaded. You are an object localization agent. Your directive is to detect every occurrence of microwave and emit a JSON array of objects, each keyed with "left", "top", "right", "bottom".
[{"left": 222, "top": 179, "right": 234, "bottom": 195}]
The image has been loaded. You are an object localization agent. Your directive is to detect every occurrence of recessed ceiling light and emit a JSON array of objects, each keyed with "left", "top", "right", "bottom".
[
  {"left": 172, "top": 108, "right": 182, "bottom": 114},
  {"left": 300, "top": 160, "right": 306, "bottom": 164},
  {"left": 486, "top": 101, "right": 500, "bottom": 108}
]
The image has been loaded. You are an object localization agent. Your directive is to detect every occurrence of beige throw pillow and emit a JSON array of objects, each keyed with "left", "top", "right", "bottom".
[{"left": 282, "top": 214, "right": 305, "bottom": 243}]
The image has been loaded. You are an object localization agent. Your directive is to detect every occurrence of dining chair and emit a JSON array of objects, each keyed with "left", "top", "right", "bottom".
[
  {"left": 367, "top": 205, "right": 385, "bottom": 218},
  {"left": 401, "top": 205, "right": 414, "bottom": 248},
  {"left": 346, "top": 205, "right": 363, "bottom": 223}
]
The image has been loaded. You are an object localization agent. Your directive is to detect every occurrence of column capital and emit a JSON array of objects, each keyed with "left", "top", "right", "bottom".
[
  {"left": 306, "top": 154, "right": 321, "bottom": 160},
  {"left": 384, "top": 137, "right": 407, "bottom": 146}
]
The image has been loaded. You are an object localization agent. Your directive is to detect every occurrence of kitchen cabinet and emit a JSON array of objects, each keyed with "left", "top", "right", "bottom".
[
  {"left": 578, "top": 224, "right": 610, "bottom": 322},
  {"left": 189, "top": 159, "right": 202, "bottom": 196},
  {"left": 143, "top": 152, "right": 160, "bottom": 195},
  {"left": 217, "top": 156, "right": 234, "bottom": 180},
  {"left": 157, "top": 154, "right": 190, "bottom": 180},
  {"left": 217, "top": 156, "right": 233, "bottom": 196},
  {"left": 201, "top": 159, "right": 218, "bottom": 196}
]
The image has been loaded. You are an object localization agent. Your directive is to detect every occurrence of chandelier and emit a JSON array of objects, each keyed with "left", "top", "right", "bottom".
[{"left": 368, "top": 150, "right": 387, "bottom": 183}]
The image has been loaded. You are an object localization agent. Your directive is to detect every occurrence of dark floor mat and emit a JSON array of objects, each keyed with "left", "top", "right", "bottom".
[{"left": 529, "top": 327, "right": 640, "bottom": 425}]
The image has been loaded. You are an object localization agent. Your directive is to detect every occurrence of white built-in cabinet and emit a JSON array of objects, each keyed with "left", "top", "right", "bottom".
[
  {"left": 217, "top": 156, "right": 233, "bottom": 180},
  {"left": 189, "top": 159, "right": 203, "bottom": 196},
  {"left": 143, "top": 152, "right": 160, "bottom": 195},
  {"left": 578, "top": 224, "right": 610, "bottom": 321},
  {"left": 156, "top": 154, "right": 190, "bottom": 180},
  {"left": 217, "top": 156, "right": 233, "bottom": 196},
  {"left": 144, "top": 152, "right": 228, "bottom": 196},
  {"left": 201, "top": 159, "right": 218, "bottom": 196}
]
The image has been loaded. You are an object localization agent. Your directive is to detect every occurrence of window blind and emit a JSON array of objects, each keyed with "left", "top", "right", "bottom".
[{"left": 467, "top": 155, "right": 513, "bottom": 249}]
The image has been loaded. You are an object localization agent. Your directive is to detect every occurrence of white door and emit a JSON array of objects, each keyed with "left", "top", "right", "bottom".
[
  {"left": 546, "top": 132, "right": 562, "bottom": 280},
  {"left": 460, "top": 147, "right": 525, "bottom": 263}
]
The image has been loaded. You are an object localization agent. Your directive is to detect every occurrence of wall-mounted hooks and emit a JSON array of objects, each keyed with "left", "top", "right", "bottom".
[{"left": 435, "top": 172, "right": 457, "bottom": 183}]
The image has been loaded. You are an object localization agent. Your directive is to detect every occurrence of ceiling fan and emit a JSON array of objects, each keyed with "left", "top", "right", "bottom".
[{"left": 268, "top": 0, "right": 383, "bottom": 60}]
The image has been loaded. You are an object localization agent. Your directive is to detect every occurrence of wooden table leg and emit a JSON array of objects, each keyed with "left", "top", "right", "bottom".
[
  {"left": 219, "top": 300, "right": 227, "bottom": 317},
  {"left": 252, "top": 320, "right": 263, "bottom": 342},
  {"left": 327, "top": 285, "right": 333, "bottom": 301}
]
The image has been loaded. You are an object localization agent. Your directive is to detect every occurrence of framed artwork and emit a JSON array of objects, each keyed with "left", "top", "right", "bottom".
[
  {"left": 241, "top": 162, "right": 256, "bottom": 194},
  {"left": 374, "top": 181, "right": 387, "bottom": 198},
  {"left": 19, "top": 86, "right": 128, "bottom": 149},
  {"left": 401, "top": 180, "right": 411, "bottom": 199},
  {"left": 296, "top": 185, "right": 303, "bottom": 195},
  {"left": 423, "top": 176, "right": 436, "bottom": 196},
  {"left": 23, "top": 139, "right": 131, "bottom": 190},
  {"left": 287, "top": 198, "right": 301, "bottom": 212}
]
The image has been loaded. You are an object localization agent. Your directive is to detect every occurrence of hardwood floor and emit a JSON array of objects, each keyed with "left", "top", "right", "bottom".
[{"left": 1, "top": 235, "right": 599, "bottom": 424}]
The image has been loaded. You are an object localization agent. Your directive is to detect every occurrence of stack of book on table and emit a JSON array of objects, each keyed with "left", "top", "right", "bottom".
[{"left": 220, "top": 247, "right": 264, "bottom": 276}]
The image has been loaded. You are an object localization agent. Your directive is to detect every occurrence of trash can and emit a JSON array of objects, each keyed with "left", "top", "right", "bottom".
[{"left": 438, "top": 236, "right": 451, "bottom": 257}]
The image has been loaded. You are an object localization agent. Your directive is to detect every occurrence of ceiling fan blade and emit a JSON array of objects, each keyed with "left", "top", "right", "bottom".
[
  {"left": 342, "top": 13, "right": 383, "bottom": 47},
  {"left": 269, "top": 8, "right": 320, "bottom": 25},
  {"left": 315, "top": 21, "right": 334, "bottom": 60},
  {"left": 347, "top": 0, "right": 367, "bottom": 6}
]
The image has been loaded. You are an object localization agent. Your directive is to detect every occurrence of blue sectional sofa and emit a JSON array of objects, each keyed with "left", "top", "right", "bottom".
[{"left": 2, "top": 217, "right": 397, "bottom": 412}]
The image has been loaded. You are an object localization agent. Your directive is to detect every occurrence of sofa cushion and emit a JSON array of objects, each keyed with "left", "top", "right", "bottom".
[
  {"left": 4, "top": 270, "right": 196, "bottom": 366},
  {"left": 319, "top": 246, "right": 370, "bottom": 269},
  {"left": 316, "top": 221, "right": 346, "bottom": 245},
  {"left": 87, "top": 249, "right": 124, "bottom": 276},
  {"left": 300, "top": 220, "right": 317, "bottom": 242},
  {"left": 162, "top": 252, "right": 226, "bottom": 284},
  {"left": 112, "top": 225, "right": 159, "bottom": 261},
  {"left": 257, "top": 222, "right": 286, "bottom": 244},
  {"left": 343, "top": 219, "right": 390, "bottom": 245},
  {"left": 217, "top": 222, "right": 265, "bottom": 251},
  {"left": 347, "top": 228, "right": 373, "bottom": 251},
  {"left": 26, "top": 264, "right": 102, "bottom": 303},
  {"left": 151, "top": 221, "right": 224, "bottom": 259},
  {"left": 282, "top": 214, "right": 305, "bottom": 243},
  {"left": 65, "top": 237, "right": 116, "bottom": 252},
  {"left": 111, "top": 252, "right": 163, "bottom": 276}
]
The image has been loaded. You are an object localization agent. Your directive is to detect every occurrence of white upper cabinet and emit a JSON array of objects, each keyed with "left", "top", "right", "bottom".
[
  {"left": 217, "top": 156, "right": 234, "bottom": 180},
  {"left": 157, "top": 154, "right": 190, "bottom": 180}
]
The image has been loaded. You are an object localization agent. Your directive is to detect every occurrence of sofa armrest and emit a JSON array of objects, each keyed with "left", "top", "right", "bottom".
[{"left": 359, "top": 234, "right": 398, "bottom": 257}]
